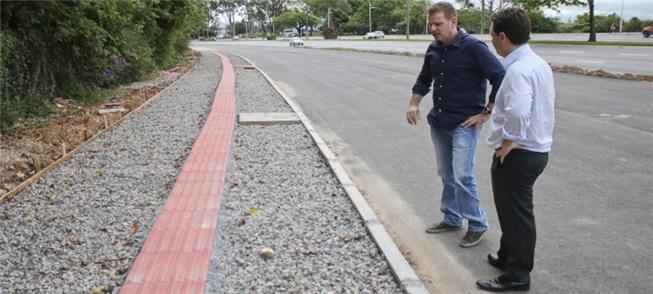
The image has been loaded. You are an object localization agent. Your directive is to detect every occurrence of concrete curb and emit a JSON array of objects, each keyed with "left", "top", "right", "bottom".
[{"left": 234, "top": 54, "right": 429, "bottom": 294}]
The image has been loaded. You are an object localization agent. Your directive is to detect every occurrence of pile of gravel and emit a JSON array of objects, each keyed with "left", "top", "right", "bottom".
[
  {"left": 0, "top": 52, "right": 221, "bottom": 293},
  {"left": 205, "top": 55, "right": 402, "bottom": 293}
]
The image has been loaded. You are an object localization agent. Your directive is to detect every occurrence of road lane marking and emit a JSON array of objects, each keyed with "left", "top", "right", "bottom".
[
  {"left": 576, "top": 59, "right": 604, "bottom": 64},
  {"left": 560, "top": 50, "right": 584, "bottom": 54},
  {"left": 619, "top": 53, "right": 649, "bottom": 57}
]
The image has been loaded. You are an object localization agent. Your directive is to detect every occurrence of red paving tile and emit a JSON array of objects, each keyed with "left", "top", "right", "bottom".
[{"left": 121, "top": 51, "right": 235, "bottom": 294}]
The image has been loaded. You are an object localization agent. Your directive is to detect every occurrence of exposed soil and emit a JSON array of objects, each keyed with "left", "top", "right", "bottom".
[{"left": 0, "top": 51, "right": 201, "bottom": 198}]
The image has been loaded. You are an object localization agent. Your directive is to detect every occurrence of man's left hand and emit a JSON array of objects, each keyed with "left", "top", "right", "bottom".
[
  {"left": 496, "top": 139, "right": 519, "bottom": 164},
  {"left": 462, "top": 113, "right": 490, "bottom": 128}
]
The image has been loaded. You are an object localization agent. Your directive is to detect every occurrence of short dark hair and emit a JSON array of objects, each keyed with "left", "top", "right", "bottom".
[
  {"left": 491, "top": 8, "right": 531, "bottom": 45},
  {"left": 428, "top": 2, "right": 456, "bottom": 19}
]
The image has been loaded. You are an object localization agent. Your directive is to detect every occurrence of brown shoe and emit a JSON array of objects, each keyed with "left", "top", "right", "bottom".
[
  {"left": 425, "top": 222, "right": 463, "bottom": 233},
  {"left": 459, "top": 229, "right": 486, "bottom": 247}
]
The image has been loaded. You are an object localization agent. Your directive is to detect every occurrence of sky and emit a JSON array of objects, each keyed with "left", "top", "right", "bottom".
[
  {"left": 442, "top": 0, "right": 653, "bottom": 22},
  {"left": 543, "top": 0, "right": 653, "bottom": 22}
]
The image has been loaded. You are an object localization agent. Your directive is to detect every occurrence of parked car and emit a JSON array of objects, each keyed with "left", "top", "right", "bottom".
[
  {"left": 643, "top": 25, "right": 653, "bottom": 38},
  {"left": 289, "top": 37, "right": 304, "bottom": 47},
  {"left": 374, "top": 31, "right": 385, "bottom": 38},
  {"left": 363, "top": 32, "right": 378, "bottom": 39},
  {"left": 282, "top": 28, "right": 297, "bottom": 37}
]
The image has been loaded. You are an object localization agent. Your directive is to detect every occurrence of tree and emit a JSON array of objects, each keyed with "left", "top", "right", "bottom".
[
  {"left": 527, "top": 10, "right": 560, "bottom": 33},
  {"left": 0, "top": 0, "right": 206, "bottom": 130},
  {"left": 212, "top": 0, "right": 244, "bottom": 38},
  {"left": 251, "top": 0, "right": 289, "bottom": 34},
  {"left": 346, "top": 0, "right": 404, "bottom": 34},
  {"left": 273, "top": 10, "right": 320, "bottom": 37},
  {"left": 513, "top": 0, "right": 594, "bottom": 41},
  {"left": 394, "top": 0, "right": 429, "bottom": 36},
  {"left": 457, "top": 8, "right": 490, "bottom": 34},
  {"left": 307, "top": 0, "right": 351, "bottom": 29},
  {"left": 625, "top": 17, "right": 643, "bottom": 32},
  {"left": 456, "top": 1, "right": 512, "bottom": 33}
]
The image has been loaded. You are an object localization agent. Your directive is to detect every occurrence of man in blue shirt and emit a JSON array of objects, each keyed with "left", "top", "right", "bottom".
[{"left": 407, "top": 2, "right": 505, "bottom": 247}]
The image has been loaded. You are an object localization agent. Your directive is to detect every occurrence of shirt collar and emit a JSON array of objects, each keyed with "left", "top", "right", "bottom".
[
  {"left": 502, "top": 44, "right": 532, "bottom": 68},
  {"left": 436, "top": 30, "right": 465, "bottom": 48}
]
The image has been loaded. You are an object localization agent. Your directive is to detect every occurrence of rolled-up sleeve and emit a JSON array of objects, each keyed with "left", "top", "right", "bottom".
[
  {"left": 412, "top": 51, "right": 432, "bottom": 96},
  {"left": 501, "top": 70, "right": 533, "bottom": 142}
]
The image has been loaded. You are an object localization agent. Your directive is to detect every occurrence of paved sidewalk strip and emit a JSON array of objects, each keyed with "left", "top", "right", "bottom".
[{"left": 121, "top": 51, "right": 235, "bottom": 293}]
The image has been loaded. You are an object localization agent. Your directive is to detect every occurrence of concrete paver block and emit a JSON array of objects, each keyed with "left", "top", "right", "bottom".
[{"left": 237, "top": 112, "right": 300, "bottom": 125}]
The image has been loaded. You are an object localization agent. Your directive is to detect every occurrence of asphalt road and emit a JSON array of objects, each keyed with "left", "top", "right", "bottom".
[
  {"left": 195, "top": 43, "right": 653, "bottom": 293},
  {"left": 206, "top": 39, "right": 653, "bottom": 75}
]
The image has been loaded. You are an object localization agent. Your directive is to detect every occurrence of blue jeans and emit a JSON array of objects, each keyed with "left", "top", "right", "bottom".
[{"left": 430, "top": 125, "right": 488, "bottom": 232}]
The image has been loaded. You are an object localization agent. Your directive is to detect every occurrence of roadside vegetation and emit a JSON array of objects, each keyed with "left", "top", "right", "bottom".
[
  {"left": 0, "top": 0, "right": 206, "bottom": 131},
  {"left": 210, "top": 0, "right": 653, "bottom": 41}
]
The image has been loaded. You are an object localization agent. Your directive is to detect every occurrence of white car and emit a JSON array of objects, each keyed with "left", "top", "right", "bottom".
[
  {"left": 289, "top": 37, "right": 304, "bottom": 47},
  {"left": 374, "top": 31, "right": 385, "bottom": 38},
  {"left": 364, "top": 32, "right": 378, "bottom": 39}
]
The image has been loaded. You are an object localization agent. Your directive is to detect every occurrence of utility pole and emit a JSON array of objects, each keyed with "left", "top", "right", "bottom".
[
  {"left": 425, "top": 0, "right": 429, "bottom": 35},
  {"left": 305, "top": 3, "right": 309, "bottom": 39},
  {"left": 619, "top": 0, "right": 624, "bottom": 33},
  {"left": 368, "top": 1, "right": 374, "bottom": 32},
  {"left": 405, "top": 0, "right": 410, "bottom": 39},
  {"left": 206, "top": 2, "right": 210, "bottom": 40},
  {"left": 327, "top": 7, "right": 331, "bottom": 29},
  {"left": 480, "top": 0, "right": 485, "bottom": 34}
]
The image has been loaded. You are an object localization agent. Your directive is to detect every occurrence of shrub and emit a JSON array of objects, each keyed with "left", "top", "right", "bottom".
[{"left": 0, "top": 0, "right": 205, "bottom": 132}]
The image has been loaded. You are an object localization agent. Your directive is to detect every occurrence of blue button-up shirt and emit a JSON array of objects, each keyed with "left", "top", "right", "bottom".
[{"left": 412, "top": 32, "right": 505, "bottom": 130}]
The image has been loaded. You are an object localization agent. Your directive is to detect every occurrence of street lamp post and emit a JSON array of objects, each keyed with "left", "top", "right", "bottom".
[
  {"left": 425, "top": 0, "right": 429, "bottom": 35},
  {"left": 368, "top": 2, "right": 375, "bottom": 32},
  {"left": 327, "top": 7, "right": 331, "bottom": 29},
  {"left": 206, "top": 2, "right": 210, "bottom": 40},
  {"left": 405, "top": 0, "right": 410, "bottom": 39},
  {"left": 619, "top": 0, "right": 624, "bottom": 33}
]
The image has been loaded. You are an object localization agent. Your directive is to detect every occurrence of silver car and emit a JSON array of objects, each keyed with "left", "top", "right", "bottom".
[{"left": 289, "top": 37, "right": 304, "bottom": 47}]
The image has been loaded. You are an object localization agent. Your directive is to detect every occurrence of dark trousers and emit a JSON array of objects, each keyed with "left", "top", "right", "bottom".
[{"left": 491, "top": 149, "right": 548, "bottom": 283}]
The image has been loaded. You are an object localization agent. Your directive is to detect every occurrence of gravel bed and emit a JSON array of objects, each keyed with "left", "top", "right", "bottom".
[
  {"left": 205, "top": 56, "right": 402, "bottom": 293},
  {"left": 0, "top": 52, "right": 221, "bottom": 293},
  {"left": 228, "top": 54, "right": 293, "bottom": 113}
]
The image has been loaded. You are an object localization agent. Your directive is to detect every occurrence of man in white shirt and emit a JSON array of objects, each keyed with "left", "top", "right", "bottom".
[{"left": 476, "top": 8, "right": 555, "bottom": 292}]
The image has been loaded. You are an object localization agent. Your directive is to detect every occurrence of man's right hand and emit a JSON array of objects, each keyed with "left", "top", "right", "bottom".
[{"left": 406, "top": 105, "right": 420, "bottom": 125}]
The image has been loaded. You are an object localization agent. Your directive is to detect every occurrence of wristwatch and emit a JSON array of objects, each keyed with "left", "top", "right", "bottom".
[{"left": 482, "top": 106, "right": 492, "bottom": 115}]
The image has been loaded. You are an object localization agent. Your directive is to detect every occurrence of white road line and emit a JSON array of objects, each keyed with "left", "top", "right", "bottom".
[
  {"left": 576, "top": 59, "right": 605, "bottom": 64},
  {"left": 560, "top": 50, "right": 584, "bottom": 54},
  {"left": 619, "top": 53, "right": 649, "bottom": 57}
]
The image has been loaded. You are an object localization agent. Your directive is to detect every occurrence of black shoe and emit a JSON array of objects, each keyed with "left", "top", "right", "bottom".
[
  {"left": 425, "top": 221, "right": 463, "bottom": 233},
  {"left": 476, "top": 278, "right": 530, "bottom": 292},
  {"left": 487, "top": 253, "right": 506, "bottom": 270},
  {"left": 459, "top": 229, "right": 486, "bottom": 247}
]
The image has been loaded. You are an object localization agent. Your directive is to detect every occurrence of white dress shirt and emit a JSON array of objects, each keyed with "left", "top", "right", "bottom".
[{"left": 486, "top": 44, "right": 555, "bottom": 153}]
